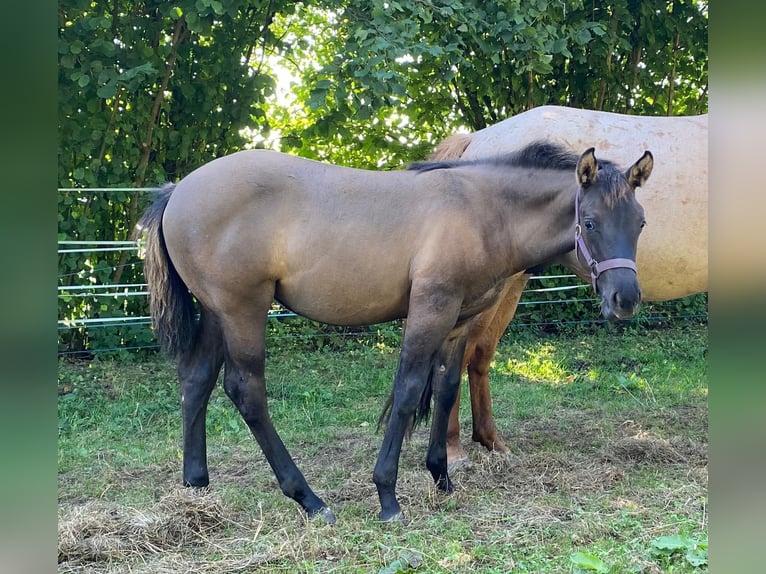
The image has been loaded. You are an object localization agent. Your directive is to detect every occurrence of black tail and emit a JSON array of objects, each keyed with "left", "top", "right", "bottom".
[
  {"left": 377, "top": 366, "right": 435, "bottom": 437},
  {"left": 133, "top": 183, "right": 196, "bottom": 361}
]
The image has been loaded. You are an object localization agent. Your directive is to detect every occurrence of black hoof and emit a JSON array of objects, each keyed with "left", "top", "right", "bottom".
[
  {"left": 435, "top": 475, "right": 454, "bottom": 493},
  {"left": 379, "top": 510, "right": 406, "bottom": 523},
  {"left": 310, "top": 506, "right": 337, "bottom": 525}
]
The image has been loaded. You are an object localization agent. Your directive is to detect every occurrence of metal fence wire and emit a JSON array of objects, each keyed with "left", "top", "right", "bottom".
[{"left": 57, "top": 188, "right": 707, "bottom": 356}]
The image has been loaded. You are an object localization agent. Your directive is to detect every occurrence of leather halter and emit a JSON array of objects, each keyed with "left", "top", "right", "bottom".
[{"left": 574, "top": 185, "right": 637, "bottom": 293}]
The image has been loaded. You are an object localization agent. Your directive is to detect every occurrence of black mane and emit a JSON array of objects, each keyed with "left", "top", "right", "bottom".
[{"left": 408, "top": 140, "right": 616, "bottom": 173}]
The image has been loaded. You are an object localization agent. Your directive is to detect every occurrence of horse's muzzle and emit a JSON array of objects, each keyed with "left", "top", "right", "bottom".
[
  {"left": 610, "top": 289, "right": 642, "bottom": 319},
  {"left": 598, "top": 270, "right": 642, "bottom": 320}
]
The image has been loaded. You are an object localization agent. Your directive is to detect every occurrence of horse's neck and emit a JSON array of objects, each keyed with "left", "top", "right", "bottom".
[{"left": 496, "top": 176, "right": 576, "bottom": 274}]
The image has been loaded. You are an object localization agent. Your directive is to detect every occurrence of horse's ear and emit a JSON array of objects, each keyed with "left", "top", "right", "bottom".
[
  {"left": 576, "top": 147, "right": 598, "bottom": 187},
  {"left": 626, "top": 150, "right": 654, "bottom": 189}
]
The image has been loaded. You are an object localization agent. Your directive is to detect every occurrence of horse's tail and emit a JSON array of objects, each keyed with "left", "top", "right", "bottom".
[
  {"left": 133, "top": 183, "right": 196, "bottom": 361},
  {"left": 428, "top": 132, "right": 473, "bottom": 161},
  {"left": 377, "top": 367, "right": 434, "bottom": 438}
]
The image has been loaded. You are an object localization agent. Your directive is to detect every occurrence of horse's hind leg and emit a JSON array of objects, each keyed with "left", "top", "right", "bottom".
[
  {"left": 219, "top": 293, "right": 335, "bottom": 524},
  {"left": 179, "top": 308, "right": 224, "bottom": 487}
]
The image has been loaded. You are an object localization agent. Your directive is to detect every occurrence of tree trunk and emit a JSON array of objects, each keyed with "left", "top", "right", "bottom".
[
  {"left": 666, "top": 31, "right": 680, "bottom": 115},
  {"left": 114, "top": 16, "right": 188, "bottom": 284},
  {"left": 596, "top": 6, "right": 620, "bottom": 111}
]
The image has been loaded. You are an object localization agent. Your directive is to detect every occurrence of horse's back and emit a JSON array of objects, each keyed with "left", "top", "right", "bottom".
[
  {"left": 159, "top": 150, "right": 504, "bottom": 326},
  {"left": 462, "top": 106, "right": 708, "bottom": 299}
]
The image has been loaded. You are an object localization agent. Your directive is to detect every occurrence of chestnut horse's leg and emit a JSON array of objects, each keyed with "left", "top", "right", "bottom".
[
  {"left": 220, "top": 288, "right": 335, "bottom": 523},
  {"left": 179, "top": 308, "right": 224, "bottom": 487},
  {"left": 446, "top": 273, "right": 531, "bottom": 466}
]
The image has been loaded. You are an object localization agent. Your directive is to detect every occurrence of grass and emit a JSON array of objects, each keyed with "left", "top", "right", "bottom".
[{"left": 58, "top": 319, "right": 707, "bottom": 573}]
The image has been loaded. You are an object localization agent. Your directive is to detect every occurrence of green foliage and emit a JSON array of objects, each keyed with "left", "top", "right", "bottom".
[
  {"left": 568, "top": 534, "right": 708, "bottom": 573},
  {"left": 513, "top": 266, "right": 597, "bottom": 327},
  {"left": 266, "top": 309, "right": 403, "bottom": 353},
  {"left": 650, "top": 534, "right": 708, "bottom": 569},
  {"left": 255, "top": 3, "right": 441, "bottom": 168},
  {"left": 58, "top": 0, "right": 291, "bottom": 353},
  {"left": 58, "top": 1, "right": 708, "bottom": 354},
  {"left": 59, "top": 0, "right": 283, "bottom": 187},
  {"left": 287, "top": 0, "right": 708, "bottom": 152},
  {"left": 378, "top": 550, "right": 424, "bottom": 573},
  {"left": 570, "top": 551, "right": 609, "bottom": 573},
  {"left": 639, "top": 293, "right": 708, "bottom": 322}
]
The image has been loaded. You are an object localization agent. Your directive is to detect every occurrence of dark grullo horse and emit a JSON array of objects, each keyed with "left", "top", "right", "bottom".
[{"left": 136, "top": 141, "right": 653, "bottom": 523}]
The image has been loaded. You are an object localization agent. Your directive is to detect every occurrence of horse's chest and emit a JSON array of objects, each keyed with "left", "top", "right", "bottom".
[{"left": 458, "top": 278, "right": 508, "bottom": 321}]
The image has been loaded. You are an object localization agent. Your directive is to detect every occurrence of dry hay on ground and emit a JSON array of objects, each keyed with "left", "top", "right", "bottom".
[
  {"left": 58, "top": 487, "right": 228, "bottom": 566},
  {"left": 58, "top": 406, "right": 707, "bottom": 572}
]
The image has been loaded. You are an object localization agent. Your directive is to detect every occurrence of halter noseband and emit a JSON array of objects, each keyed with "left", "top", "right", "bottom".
[{"left": 574, "top": 185, "right": 636, "bottom": 292}]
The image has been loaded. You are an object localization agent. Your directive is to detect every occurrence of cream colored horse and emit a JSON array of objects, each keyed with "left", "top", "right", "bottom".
[{"left": 433, "top": 106, "right": 708, "bottom": 466}]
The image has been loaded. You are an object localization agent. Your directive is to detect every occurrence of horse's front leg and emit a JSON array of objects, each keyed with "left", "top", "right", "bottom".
[
  {"left": 466, "top": 273, "right": 529, "bottom": 455},
  {"left": 447, "top": 273, "right": 530, "bottom": 466},
  {"left": 426, "top": 328, "right": 470, "bottom": 491},
  {"left": 373, "top": 350, "right": 434, "bottom": 522},
  {"left": 373, "top": 289, "right": 463, "bottom": 522}
]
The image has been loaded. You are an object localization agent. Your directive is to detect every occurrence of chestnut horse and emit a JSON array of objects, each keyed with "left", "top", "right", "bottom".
[
  {"left": 429, "top": 106, "right": 707, "bottom": 466},
  {"left": 137, "top": 140, "right": 653, "bottom": 523}
]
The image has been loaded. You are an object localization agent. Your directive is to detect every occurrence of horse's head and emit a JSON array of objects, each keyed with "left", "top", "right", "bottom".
[{"left": 575, "top": 148, "right": 653, "bottom": 320}]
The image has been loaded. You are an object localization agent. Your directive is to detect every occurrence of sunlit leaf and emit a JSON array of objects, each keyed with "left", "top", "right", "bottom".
[{"left": 570, "top": 551, "right": 609, "bottom": 573}]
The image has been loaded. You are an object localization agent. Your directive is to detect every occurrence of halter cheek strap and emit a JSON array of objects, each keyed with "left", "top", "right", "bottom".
[{"left": 575, "top": 185, "right": 637, "bottom": 292}]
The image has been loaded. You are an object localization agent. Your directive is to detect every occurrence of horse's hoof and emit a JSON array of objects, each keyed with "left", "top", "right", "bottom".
[
  {"left": 311, "top": 506, "right": 337, "bottom": 525},
  {"left": 447, "top": 457, "right": 472, "bottom": 473},
  {"left": 379, "top": 510, "right": 406, "bottom": 524},
  {"left": 492, "top": 450, "right": 517, "bottom": 465},
  {"left": 435, "top": 475, "right": 455, "bottom": 493}
]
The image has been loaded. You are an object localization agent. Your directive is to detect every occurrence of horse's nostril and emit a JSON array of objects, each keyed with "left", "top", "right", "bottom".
[{"left": 613, "top": 291, "right": 638, "bottom": 313}]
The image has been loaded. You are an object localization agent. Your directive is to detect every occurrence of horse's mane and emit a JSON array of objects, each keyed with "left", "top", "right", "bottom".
[
  {"left": 408, "top": 140, "right": 617, "bottom": 173},
  {"left": 427, "top": 133, "right": 472, "bottom": 161},
  {"left": 410, "top": 140, "right": 628, "bottom": 206}
]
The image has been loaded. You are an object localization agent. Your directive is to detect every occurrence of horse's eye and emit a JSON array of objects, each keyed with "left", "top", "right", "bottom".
[
  {"left": 584, "top": 220, "right": 595, "bottom": 231},
  {"left": 640, "top": 220, "right": 647, "bottom": 229}
]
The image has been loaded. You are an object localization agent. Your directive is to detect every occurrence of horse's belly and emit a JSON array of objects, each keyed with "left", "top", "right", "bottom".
[
  {"left": 274, "top": 269, "right": 411, "bottom": 326},
  {"left": 637, "top": 245, "right": 707, "bottom": 300}
]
